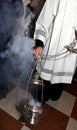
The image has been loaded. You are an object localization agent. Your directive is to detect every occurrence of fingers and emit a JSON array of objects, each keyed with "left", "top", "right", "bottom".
[{"left": 33, "top": 47, "right": 43, "bottom": 58}]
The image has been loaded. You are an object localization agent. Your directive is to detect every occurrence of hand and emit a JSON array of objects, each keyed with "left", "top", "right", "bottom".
[{"left": 33, "top": 47, "right": 43, "bottom": 58}]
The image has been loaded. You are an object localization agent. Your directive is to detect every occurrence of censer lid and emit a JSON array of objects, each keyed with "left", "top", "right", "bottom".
[{"left": 31, "top": 71, "right": 44, "bottom": 85}]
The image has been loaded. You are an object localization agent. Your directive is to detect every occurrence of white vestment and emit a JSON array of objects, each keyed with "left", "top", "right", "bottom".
[{"left": 34, "top": 0, "right": 77, "bottom": 84}]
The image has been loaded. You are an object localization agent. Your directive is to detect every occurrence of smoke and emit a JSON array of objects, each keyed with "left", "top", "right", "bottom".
[
  {"left": 28, "top": 99, "right": 41, "bottom": 107},
  {"left": 6, "top": 34, "right": 35, "bottom": 87},
  {"left": 0, "top": 0, "right": 35, "bottom": 93},
  {"left": 0, "top": 0, "right": 24, "bottom": 51}
]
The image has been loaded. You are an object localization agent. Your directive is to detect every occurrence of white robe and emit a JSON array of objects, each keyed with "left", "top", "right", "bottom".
[{"left": 34, "top": 0, "right": 77, "bottom": 84}]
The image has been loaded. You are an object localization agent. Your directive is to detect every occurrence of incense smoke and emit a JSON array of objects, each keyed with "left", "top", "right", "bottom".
[
  {"left": 0, "top": 0, "right": 35, "bottom": 96},
  {"left": 6, "top": 35, "right": 35, "bottom": 86},
  {"left": 0, "top": 0, "right": 24, "bottom": 51}
]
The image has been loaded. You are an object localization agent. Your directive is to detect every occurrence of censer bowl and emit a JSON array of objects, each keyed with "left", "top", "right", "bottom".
[
  {"left": 26, "top": 104, "right": 43, "bottom": 114},
  {"left": 23, "top": 103, "right": 43, "bottom": 124}
]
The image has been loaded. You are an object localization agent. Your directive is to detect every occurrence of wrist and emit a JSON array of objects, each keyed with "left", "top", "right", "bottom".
[{"left": 35, "top": 39, "right": 44, "bottom": 48}]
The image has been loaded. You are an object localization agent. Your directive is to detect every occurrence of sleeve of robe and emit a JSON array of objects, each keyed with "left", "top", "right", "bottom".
[{"left": 34, "top": 0, "right": 60, "bottom": 46}]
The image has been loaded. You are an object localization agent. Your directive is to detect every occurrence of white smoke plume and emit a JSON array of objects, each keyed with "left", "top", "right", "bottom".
[
  {"left": 0, "top": 0, "right": 35, "bottom": 90},
  {"left": 6, "top": 34, "right": 35, "bottom": 87}
]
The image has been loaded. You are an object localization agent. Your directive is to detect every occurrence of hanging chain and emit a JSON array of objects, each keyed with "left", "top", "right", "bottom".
[
  {"left": 41, "top": 37, "right": 77, "bottom": 61},
  {"left": 25, "top": 60, "right": 37, "bottom": 102}
]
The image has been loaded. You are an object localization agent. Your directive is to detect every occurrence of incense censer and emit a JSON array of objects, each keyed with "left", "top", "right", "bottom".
[{"left": 16, "top": 69, "right": 44, "bottom": 125}]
